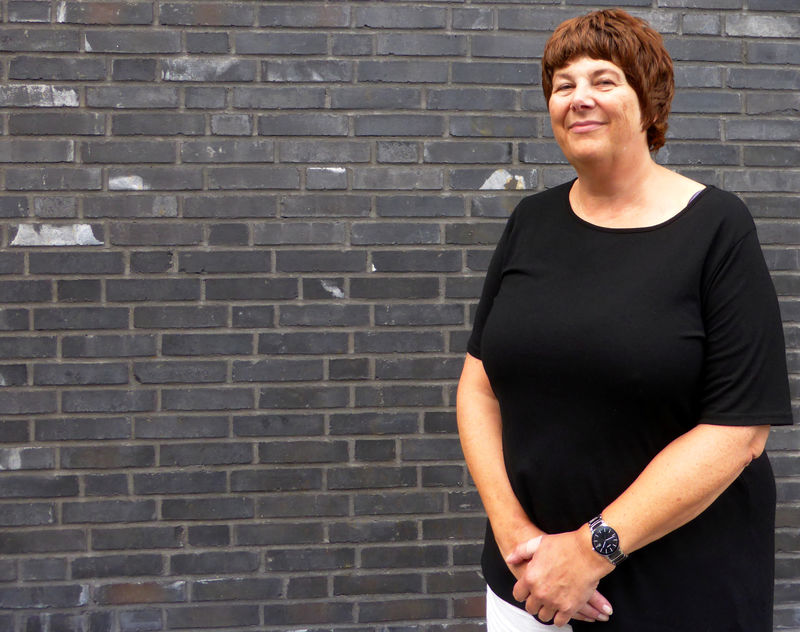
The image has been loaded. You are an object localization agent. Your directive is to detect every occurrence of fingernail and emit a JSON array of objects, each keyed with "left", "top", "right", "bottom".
[
  {"left": 597, "top": 614, "right": 609, "bottom": 622},
  {"left": 602, "top": 605, "right": 613, "bottom": 615}
]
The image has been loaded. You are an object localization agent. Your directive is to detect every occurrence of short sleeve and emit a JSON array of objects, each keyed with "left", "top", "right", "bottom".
[
  {"left": 699, "top": 227, "right": 793, "bottom": 426},
  {"left": 466, "top": 211, "right": 517, "bottom": 360}
]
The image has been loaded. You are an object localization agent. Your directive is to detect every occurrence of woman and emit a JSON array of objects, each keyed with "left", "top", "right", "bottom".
[{"left": 457, "top": 9, "right": 792, "bottom": 632}]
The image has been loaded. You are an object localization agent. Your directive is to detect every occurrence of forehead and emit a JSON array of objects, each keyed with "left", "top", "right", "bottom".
[{"left": 553, "top": 56, "right": 625, "bottom": 77}]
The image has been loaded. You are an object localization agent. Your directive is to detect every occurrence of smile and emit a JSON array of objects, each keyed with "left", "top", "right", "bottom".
[{"left": 568, "top": 121, "right": 606, "bottom": 132}]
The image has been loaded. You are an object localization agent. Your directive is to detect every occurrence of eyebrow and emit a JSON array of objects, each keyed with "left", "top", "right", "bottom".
[{"left": 553, "top": 66, "right": 624, "bottom": 81}]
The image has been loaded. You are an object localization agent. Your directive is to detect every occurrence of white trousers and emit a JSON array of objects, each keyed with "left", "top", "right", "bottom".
[{"left": 486, "top": 585, "right": 574, "bottom": 632}]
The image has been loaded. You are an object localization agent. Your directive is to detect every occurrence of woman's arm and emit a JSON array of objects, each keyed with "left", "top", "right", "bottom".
[
  {"left": 507, "top": 421, "right": 770, "bottom": 627},
  {"left": 457, "top": 353, "right": 613, "bottom": 623}
]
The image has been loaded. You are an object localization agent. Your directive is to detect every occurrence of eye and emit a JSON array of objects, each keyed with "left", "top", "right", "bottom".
[{"left": 555, "top": 83, "right": 573, "bottom": 92}]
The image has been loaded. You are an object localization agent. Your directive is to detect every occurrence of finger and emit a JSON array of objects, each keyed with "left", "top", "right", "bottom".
[
  {"left": 537, "top": 606, "right": 556, "bottom": 624},
  {"left": 512, "top": 580, "right": 531, "bottom": 603},
  {"left": 505, "top": 535, "right": 542, "bottom": 564},
  {"left": 587, "top": 590, "right": 614, "bottom": 617},
  {"left": 553, "top": 611, "right": 572, "bottom": 627},
  {"left": 575, "top": 602, "right": 605, "bottom": 621}
]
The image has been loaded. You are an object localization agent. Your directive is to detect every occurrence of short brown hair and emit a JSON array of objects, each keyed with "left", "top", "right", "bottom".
[{"left": 541, "top": 9, "right": 674, "bottom": 152}]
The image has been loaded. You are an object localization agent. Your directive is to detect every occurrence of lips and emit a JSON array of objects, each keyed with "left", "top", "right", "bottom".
[{"left": 569, "top": 120, "right": 605, "bottom": 132}]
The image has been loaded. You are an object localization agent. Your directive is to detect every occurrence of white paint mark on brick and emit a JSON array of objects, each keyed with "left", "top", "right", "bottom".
[
  {"left": 79, "top": 585, "right": 89, "bottom": 606},
  {"left": 319, "top": 167, "right": 346, "bottom": 174},
  {"left": 163, "top": 57, "right": 238, "bottom": 81},
  {"left": 11, "top": 224, "right": 103, "bottom": 247},
  {"left": 0, "top": 448, "right": 22, "bottom": 470},
  {"left": 22, "top": 85, "right": 79, "bottom": 107},
  {"left": 84, "top": 35, "right": 92, "bottom": 52},
  {"left": 320, "top": 280, "right": 345, "bottom": 299},
  {"left": 479, "top": 169, "right": 525, "bottom": 191},
  {"left": 56, "top": 1, "right": 67, "bottom": 23},
  {"left": 370, "top": 263, "right": 377, "bottom": 272},
  {"left": 110, "top": 175, "right": 148, "bottom": 191}
]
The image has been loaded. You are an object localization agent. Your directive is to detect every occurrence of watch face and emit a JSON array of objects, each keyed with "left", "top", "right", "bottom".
[{"left": 592, "top": 525, "right": 620, "bottom": 556}]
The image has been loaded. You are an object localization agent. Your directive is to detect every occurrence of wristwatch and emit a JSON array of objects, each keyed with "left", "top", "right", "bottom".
[{"left": 588, "top": 515, "right": 627, "bottom": 566}]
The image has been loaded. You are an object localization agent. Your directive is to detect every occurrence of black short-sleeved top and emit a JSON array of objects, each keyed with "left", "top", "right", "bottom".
[{"left": 467, "top": 181, "right": 793, "bottom": 632}]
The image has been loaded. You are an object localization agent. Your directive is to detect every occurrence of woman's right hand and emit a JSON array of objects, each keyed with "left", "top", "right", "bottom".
[{"left": 506, "top": 535, "right": 613, "bottom": 624}]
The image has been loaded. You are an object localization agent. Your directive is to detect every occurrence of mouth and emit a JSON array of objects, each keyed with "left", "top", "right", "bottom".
[{"left": 568, "top": 121, "right": 605, "bottom": 132}]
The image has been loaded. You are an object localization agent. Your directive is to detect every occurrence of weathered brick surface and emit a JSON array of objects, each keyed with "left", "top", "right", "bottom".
[{"left": 0, "top": 1, "right": 797, "bottom": 630}]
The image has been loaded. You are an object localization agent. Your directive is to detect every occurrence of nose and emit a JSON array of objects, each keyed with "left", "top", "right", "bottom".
[{"left": 570, "top": 82, "right": 595, "bottom": 111}]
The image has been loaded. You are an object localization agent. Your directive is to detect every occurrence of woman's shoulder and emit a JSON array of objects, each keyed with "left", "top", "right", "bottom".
[
  {"left": 506, "top": 180, "right": 573, "bottom": 229},
  {"left": 692, "top": 186, "right": 756, "bottom": 238}
]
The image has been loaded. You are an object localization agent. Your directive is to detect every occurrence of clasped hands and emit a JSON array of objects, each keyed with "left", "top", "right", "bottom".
[{"left": 504, "top": 531, "right": 614, "bottom": 627}]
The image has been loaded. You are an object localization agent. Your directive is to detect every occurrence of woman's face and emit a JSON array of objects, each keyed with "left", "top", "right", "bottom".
[{"left": 548, "top": 56, "right": 647, "bottom": 167}]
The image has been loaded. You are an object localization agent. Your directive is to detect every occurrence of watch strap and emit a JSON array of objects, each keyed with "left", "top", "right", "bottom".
[{"left": 588, "top": 514, "right": 627, "bottom": 566}]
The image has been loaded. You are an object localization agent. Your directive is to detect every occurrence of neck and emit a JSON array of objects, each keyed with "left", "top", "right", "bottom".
[{"left": 571, "top": 149, "right": 659, "bottom": 215}]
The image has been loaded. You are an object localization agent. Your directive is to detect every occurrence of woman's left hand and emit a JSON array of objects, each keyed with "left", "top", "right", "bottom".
[{"left": 506, "top": 530, "right": 614, "bottom": 627}]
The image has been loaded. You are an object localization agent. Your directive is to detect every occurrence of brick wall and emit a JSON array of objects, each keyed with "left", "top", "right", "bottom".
[{"left": 0, "top": 1, "right": 798, "bottom": 630}]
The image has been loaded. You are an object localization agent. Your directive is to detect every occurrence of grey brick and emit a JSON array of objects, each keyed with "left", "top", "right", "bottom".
[
  {"left": 377, "top": 141, "right": 419, "bottom": 164},
  {"left": 307, "top": 167, "right": 348, "bottom": 191},
  {"left": 61, "top": 446, "right": 155, "bottom": 469},
  {"left": 258, "top": 385, "right": 349, "bottom": 409},
  {"left": 34, "top": 307, "right": 128, "bottom": 331},
  {"left": 234, "top": 358, "right": 323, "bottom": 382},
  {"left": 354, "top": 331, "right": 445, "bottom": 354},
  {"left": 263, "top": 59, "right": 353, "bottom": 82},
  {"left": 162, "top": 58, "right": 256, "bottom": 82},
  {"left": 350, "top": 276, "right": 439, "bottom": 299},
  {"left": 278, "top": 304, "right": 369, "bottom": 327},
  {"left": 259, "top": 113, "right": 347, "bottom": 137},
  {"left": 7, "top": 167, "right": 101, "bottom": 191},
  {"left": 61, "top": 389, "right": 156, "bottom": 413},
  {"left": 85, "top": 195, "right": 177, "bottom": 218},
  {"left": 0, "top": 365, "right": 27, "bottom": 387},
  {"left": 20, "top": 558, "right": 66, "bottom": 581},
  {"left": 255, "top": 221, "right": 346, "bottom": 245},
  {"left": 744, "top": 146, "right": 800, "bottom": 168},
  {"left": 427, "top": 88, "right": 516, "bottom": 111},
  {"left": 0, "top": 585, "right": 87, "bottom": 609},
  {"left": 726, "top": 15, "right": 800, "bottom": 38},
  {"left": 133, "top": 360, "right": 226, "bottom": 384},
  {"left": 725, "top": 170, "right": 800, "bottom": 193},
  {"left": 354, "top": 492, "right": 444, "bottom": 516},
  {"left": 355, "top": 6, "right": 446, "bottom": 29},
  {"left": 356, "top": 384, "right": 444, "bottom": 407},
  {"left": 682, "top": 13, "right": 721, "bottom": 35},
  {"left": 186, "top": 32, "right": 229, "bottom": 54},
  {"left": 0, "top": 309, "right": 27, "bottom": 331},
  {"left": 332, "top": 33, "right": 372, "bottom": 56},
  {"left": 9, "top": 112, "right": 105, "bottom": 135},
  {"left": 62, "top": 335, "right": 156, "bottom": 358},
  {"left": 0, "top": 446, "right": 53, "bottom": 470},
  {"left": 84, "top": 30, "right": 181, "bottom": 54},
  {"left": 210, "top": 114, "right": 252, "bottom": 136},
  {"left": 209, "top": 223, "right": 249, "bottom": 245},
  {"left": 259, "top": 4, "right": 350, "bottom": 27},
  {"left": 256, "top": 493, "right": 348, "bottom": 519},
  {"left": 657, "top": 143, "right": 739, "bottom": 166},
  {"left": 29, "top": 251, "right": 122, "bottom": 275},
  {"left": 728, "top": 68, "right": 800, "bottom": 91},
  {"left": 453, "top": 8, "right": 494, "bottom": 30},
  {"left": 72, "top": 554, "right": 162, "bottom": 579},
  {"left": 358, "top": 60, "right": 448, "bottom": 84},
  {"left": 666, "top": 116, "right": 722, "bottom": 140},
  {"left": 355, "top": 438, "right": 396, "bottom": 461},
  {"left": 279, "top": 140, "right": 369, "bottom": 163},
  {"left": 353, "top": 167, "right": 442, "bottom": 190},
  {"left": 259, "top": 440, "right": 348, "bottom": 464},
  {"left": 281, "top": 194, "right": 371, "bottom": 218},
  {"left": 161, "top": 333, "right": 253, "bottom": 356},
  {"left": 58, "top": 279, "right": 101, "bottom": 302},
  {"left": 160, "top": 3, "right": 254, "bottom": 26},
  {"left": 674, "top": 65, "right": 723, "bottom": 89},
  {"left": 330, "top": 358, "right": 370, "bottom": 381},
  {"left": 34, "top": 362, "right": 128, "bottom": 386},
  {"left": 0, "top": 336, "right": 57, "bottom": 359},
  {"left": 172, "top": 551, "right": 259, "bottom": 575},
  {"left": 62, "top": 500, "right": 156, "bottom": 523},
  {"left": 0, "top": 280, "right": 49, "bottom": 303},
  {"left": 112, "top": 58, "right": 157, "bottom": 81},
  {"left": 84, "top": 474, "right": 129, "bottom": 496},
  {"left": 33, "top": 197, "right": 77, "bottom": 218},
  {"left": 378, "top": 33, "right": 466, "bottom": 56},
  {"left": 208, "top": 278, "right": 295, "bottom": 301},
  {"left": 328, "top": 466, "right": 416, "bottom": 490},
  {"left": 134, "top": 471, "right": 226, "bottom": 495},
  {"left": 266, "top": 548, "right": 355, "bottom": 572},
  {"left": 134, "top": 305, "right": 226, "bottom": 328},
  {"left": 109, "top": 221, "right": 203, "bottom": 244},
  {"left": 375, "top": 306, "right": 464, "bottom": 328},
  {"left": 238, "top": 32, "right": 325, "bottom": 55},
  {"left": 130, "top": 251, "right": 173, "bottom": 273},
  {"left": 95, "top": 580, "right": 186, "bottom": 604},
  {"left": 233, "top": 86, "right": 325, "bottom": 109},
  {"left": 276, "top": 250, "right": 365, "bottom": 273},
  {"left": 452, "top": 61, "right": 539, "bottom": 85},
  {"left": 8, "top": 1, "right": 50, "bottom": 22},
  {"left": 112, "top": 113, "right": 205, "bottom": 136},
  {"left": 162, "top": 387, "right": 254, "bottom": 411},
  {"left": 166, "top": 605, "right": 260, "bottom": 630},
  {"left": 0, "top": 139, "right": 72, "bottom": 163},
  {"left": 231, "top": 468, "right": 322, "bottom": 492},
  {"left": 208, "top": 166, "right": 300, "bottom": 190},
  {"left": 188, "top": 525, "right": 230, "bottom": 547},
  {"left": 185, "top": 86, "right": 226, "bottom": 108},
  {"left": 0, "top": 475, "right": 78, "bottom": 498},
  {"left": 726, "top": 120, "right": 800, "bottom": 141},
  {"left": 0, "top": 28, "right": 80, "bottom": 52},
  {"left": 0, "top": 197, "right": 28, "bottom": 218},
  {"left": 330, "top": 87, "right": 421, "bottom": 110},
  {"left": 352, "top": 222, "right": 440, "bottom": 245},
  {"left": 193, "top": 577, "right": 281, "bottom": 601},
  {"left": 424, "top": 141, "right": 512, "bottom": 163},
  {"left": 665, "top": 38, "right": 742, "bottom": 62},
  {"left": 184, "top": 195, "right": 277, "bottom": 218},
  {"left": 234, "top": 414, "right": 324, "bottom": 438},
  {"left": 60, "top": 1, "right": 153, "bottom": 24},
  {"left": 134, "top": 415, "right": 229, "bottom": 439},
  {"left": 471, "top": 33, "right": 548, "bottom": 58},
  {"left": 180, "top": 251, "right": 269, "bottom": 274},
  {"left": 748, "top": 42, "right": 800, "bottom": 65},
  {"left": 82, "top": 140, "right": 176, "bottom": 164},
  {"left": 258, "top": 332, "right": 347, "bottom": 355},
  {"left": 9, "top": 56, "right": 106, "bottom": 81},
  {"left": 372, "top": 250, "right": 461, "bottom": 273},
  {"left": 88, "top": 86, "right": 179, "bottom": 108},
  {"left": 181, "top": 139, "right": 274, "bottom": 163}
]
